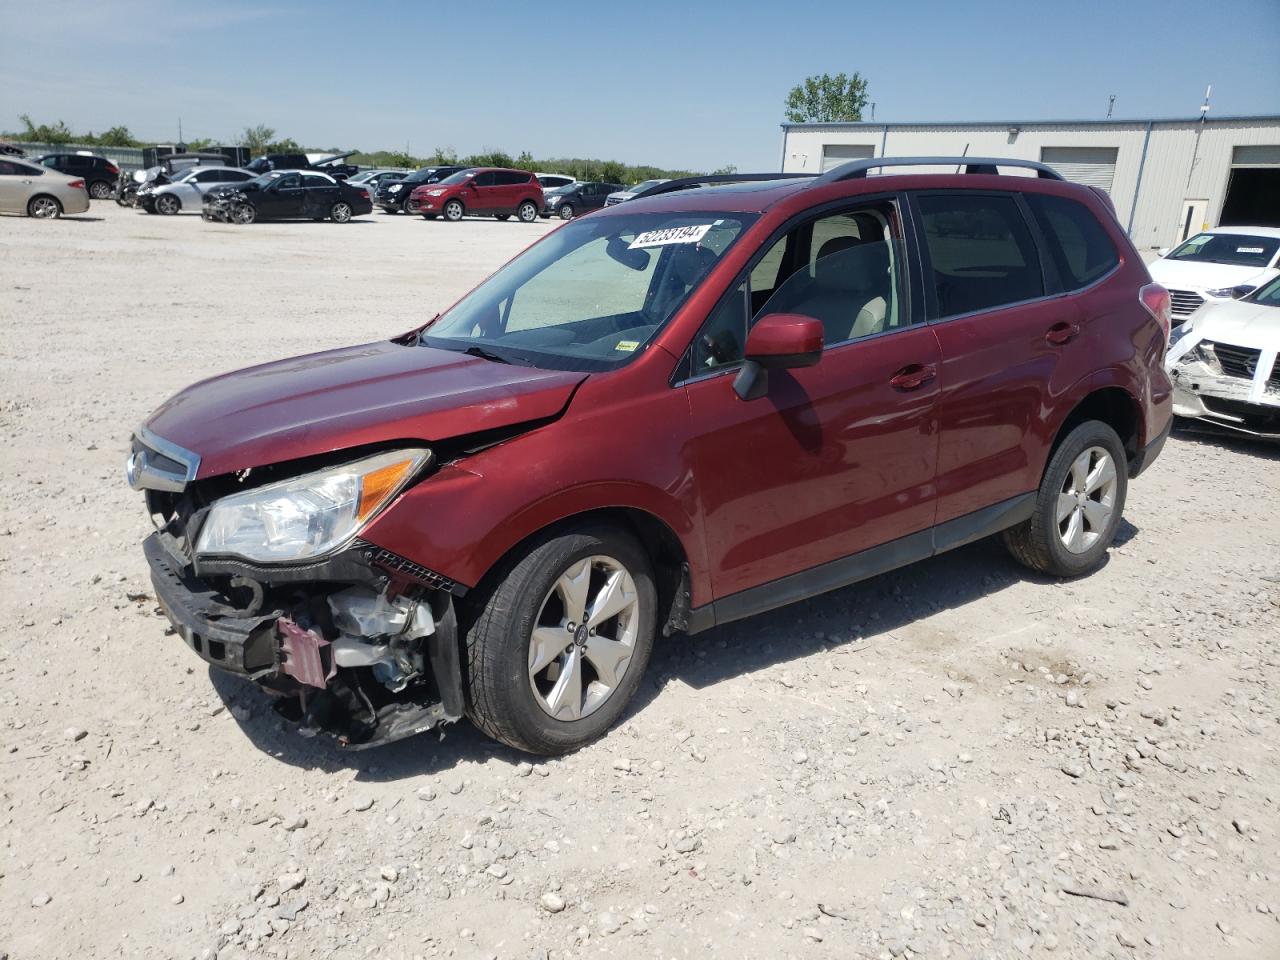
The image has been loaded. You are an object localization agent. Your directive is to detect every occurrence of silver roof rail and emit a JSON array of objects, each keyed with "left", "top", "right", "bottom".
[{"left": 817, "top": 156, "right": 1065, "bottom": 183}]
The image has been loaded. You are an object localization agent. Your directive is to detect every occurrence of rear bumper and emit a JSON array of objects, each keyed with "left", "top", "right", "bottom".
[{"left": 60, "top": 191, "right": 91, "bottom": 215}]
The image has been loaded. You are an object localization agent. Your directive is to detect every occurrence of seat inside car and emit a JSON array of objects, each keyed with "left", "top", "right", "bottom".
[{"left": 775, "top": 232, "right": 893, "bottom": 344}]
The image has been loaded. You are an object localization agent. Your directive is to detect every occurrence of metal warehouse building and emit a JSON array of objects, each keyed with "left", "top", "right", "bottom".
[{"left": 779, "top": 115, "right": 1280, "bottom": 250}]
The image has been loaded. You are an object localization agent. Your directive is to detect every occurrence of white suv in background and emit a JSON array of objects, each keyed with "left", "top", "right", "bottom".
[{"left": 1148, "top": 226, "right": 1280, "bottom": 325}]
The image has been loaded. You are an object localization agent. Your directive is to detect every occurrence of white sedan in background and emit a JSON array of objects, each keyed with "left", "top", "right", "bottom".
[
  {"left": 1165, "top": 273, "right": 1280, "bottom": 440},
  {"left": 1148, "top": 226, "right": 1280, "bottom": 326},
  {"left": 140, "top": 166, "right": 255, "bottom": 215}
]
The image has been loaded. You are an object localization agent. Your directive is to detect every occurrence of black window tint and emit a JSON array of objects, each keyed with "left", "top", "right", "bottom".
[
  {"left": 474, "top": 171, "right": 497, "bottom": 187},
  {"left": 0, "top": 161, "right": 23, "bottom": 175},
  {"left": 302, "top": 174, "right": 330, "bottom": 187},
  {"left": 917, "top": 193, "right": 1045, "bottom": 318},
  {"left": 1026, "top": 194, "right": 1118, "bottom": 290}
]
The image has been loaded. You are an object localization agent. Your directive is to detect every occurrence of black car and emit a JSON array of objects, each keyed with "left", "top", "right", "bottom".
[
  {"left": 202, "top": 170, "right": 373, "bottom": 224},
  {"left": 245, "top": 151, "right": 359, "bottom": 180},
  {"left": 35, "top": 153, "right": 120, "bottom": 199},
  {"left": 540, "top": 181, "right": 624, "bottom": 220},
  {"left": 374, "top": 164, "right": 468, "bottom": 214}
]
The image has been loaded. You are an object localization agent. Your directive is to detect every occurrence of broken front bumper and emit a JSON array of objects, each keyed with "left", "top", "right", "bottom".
[
  {"left": 143, "top": 533, "right": 465, "bottom": 747},
  {"left": 1169, "top": 353, "right": 1280, "bottom": 440}
]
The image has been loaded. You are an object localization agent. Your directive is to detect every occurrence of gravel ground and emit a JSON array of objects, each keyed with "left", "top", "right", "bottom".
[{"left": 1, "top": 202, "right": 1278, "bottom": 960}]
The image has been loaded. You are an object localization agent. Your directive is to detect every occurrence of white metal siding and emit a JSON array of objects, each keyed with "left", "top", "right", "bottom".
[
  {"left": 821, "top": 143, "right": 874, "bottom": 172},
  {"left": 1040, "top": 146, "right": 1118, "bottom": 191},
  {"left": 1232, "top": 145, "right": 1280, "bottom": 166}
]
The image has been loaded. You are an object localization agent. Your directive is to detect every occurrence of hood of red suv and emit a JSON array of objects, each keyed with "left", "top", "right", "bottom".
[{"left": 144, "top": 341, "right": 586, "bottom": 479}]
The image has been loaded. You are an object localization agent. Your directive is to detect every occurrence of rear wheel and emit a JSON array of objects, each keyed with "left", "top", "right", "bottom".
[
  {"left": 464, "top": 524, "right": 656, "bottom": 755},
  {"left": 443, "top": 199, "right": 465, "bottom": 222},
  {"left": 27, "top": 195, "right": 62, "bottom": 219},
  {"left": 517, "top": 200, "right": 539, "bottom": 223},
  {"left": 155, "top": 193, "right": 180, "bottom": 216},
  {"left": 558, "top": 202, "right": 575, "bottom": 220},
  {"left": 330, "top": 201, "right": 353, "bottom": 223},
  {"left": 88, "top": 180, "right": 112, "bottom": 200},
  {"left": 1003, "top": 420, "right": 1127, "bottom": 577}
]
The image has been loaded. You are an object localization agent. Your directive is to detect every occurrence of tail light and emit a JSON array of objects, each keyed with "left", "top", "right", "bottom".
[
  {"left": 67, "top": 179, "right": 86, "bottom": 190},
  {"left": 359, "top": 188, "right": 369, "bottom": 199},
  {"left": 1140, "top": 282, "right": 1171, "bottom": 347},
  {"left": 105, "top": 163, "right": 120, "bottom": 175}
]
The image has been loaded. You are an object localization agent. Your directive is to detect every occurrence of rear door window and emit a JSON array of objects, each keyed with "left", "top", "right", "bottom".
[
  {"left": 1025, "top": 193, "right": 1119, "bottom": 289},
  {"left": 914, "top": 193, "right": 1045, "bottom": 319}
]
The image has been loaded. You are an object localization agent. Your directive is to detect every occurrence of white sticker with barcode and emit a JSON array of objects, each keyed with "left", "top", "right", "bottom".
[
  {"left": 629, "top": 224, "right": 713, "bottom": 249},
  {"left": 1237, "top": 246, "right": 1264, "bottom": 254}
]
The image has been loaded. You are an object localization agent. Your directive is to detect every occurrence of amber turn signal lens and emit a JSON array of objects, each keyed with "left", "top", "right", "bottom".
[{"left": 357, "top": 459, "right": 416, "bottom": 520}]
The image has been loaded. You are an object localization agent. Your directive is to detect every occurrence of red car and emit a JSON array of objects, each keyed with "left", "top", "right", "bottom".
[
  {"left": 409, "top": 167, "right": 544, "bottom": 222},
  {"left": 129, "top": 156, "right": 1172, "bottom": 755}
]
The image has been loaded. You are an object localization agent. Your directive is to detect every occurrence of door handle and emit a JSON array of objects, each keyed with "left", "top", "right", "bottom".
[
  {"left": 1045, "top": 321, "right": 1080, "bottom": 345},
  {"left": 889, "top": 362, "right": 937, "bottom": 391}
]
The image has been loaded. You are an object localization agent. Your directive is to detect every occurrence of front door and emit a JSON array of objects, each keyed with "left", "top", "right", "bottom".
[
  {"left": 469, "top": 171, "right": 499, "bottom": 213},
  {"left": 684, "top": 199, "right": 941, "bottom": 599},
  {"left": 1178, "top": 198, "right": 1209, "bottom": 243},
  {"left": 259, "top": 173, "right": 304, "bottom": 218},
  {"left": 0, "top": 159, "right": 31, "bottom": 213}
]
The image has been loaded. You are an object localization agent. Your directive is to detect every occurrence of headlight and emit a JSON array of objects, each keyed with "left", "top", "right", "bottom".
[
  {"left": 1205, "top": 287, "right": 1233, "bottom": 298},
  {"left": 195, "top": 448, "right": 431, "bottom": 563},
  {"left": 389, "top": 184, "right": 402, "bottom": 192},
  {"left": 426, "top": 189, "right": 445, "bottom": 196}
]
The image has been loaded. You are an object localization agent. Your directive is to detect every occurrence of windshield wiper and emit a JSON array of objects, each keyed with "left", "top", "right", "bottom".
[{"left": 462, "top": 345, "right": 510, "bottom": 364}]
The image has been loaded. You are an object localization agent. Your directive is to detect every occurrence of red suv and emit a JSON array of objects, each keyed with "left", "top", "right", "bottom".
[
  {"left": 129, "top": 156, "right": 1172, "bottom": 755},
  {"left": 410, "top": 167, "right": 544, "bottom": 222}
]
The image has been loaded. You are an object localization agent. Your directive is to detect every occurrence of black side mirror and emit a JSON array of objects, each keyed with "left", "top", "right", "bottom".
[{"left": 1231, "top": 284, "right": 1256, "bottom": 300}]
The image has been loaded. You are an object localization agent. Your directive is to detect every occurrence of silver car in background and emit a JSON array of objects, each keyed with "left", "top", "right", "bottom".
[
  {"left": 604, "top": 178, "right": 671, "bottom": 206},
  {"left": 141, "top": 167, "right": 255, "bottom": 215},
  {"left": 0, "top": 156, "right": 90, "bottom": 218}
]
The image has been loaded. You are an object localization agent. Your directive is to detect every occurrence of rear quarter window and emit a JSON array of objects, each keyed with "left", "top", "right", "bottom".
[{"left": 1025, "top": 193, "right": 1119, "bottom": 290}]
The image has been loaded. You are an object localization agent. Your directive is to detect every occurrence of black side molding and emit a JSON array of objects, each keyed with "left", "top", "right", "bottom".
[
  {"left": 1128, "top": 417, "right": 1171, "bottom": 478},
  {"left": 686, "top": 493, "right": 1036, "bottom": 634}
]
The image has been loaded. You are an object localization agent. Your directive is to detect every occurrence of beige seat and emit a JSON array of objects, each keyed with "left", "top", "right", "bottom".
[{"left": 797, "top": 236, "right": 892, "bottom": 343}]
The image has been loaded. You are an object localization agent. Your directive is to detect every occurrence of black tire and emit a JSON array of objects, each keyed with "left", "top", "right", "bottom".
[
  {"left": 401, "top": 198, "right": 414, "bottom": 215},
  {"left": 443, "top": 198, "right": 465, "bottom": 222},
  {"left": 517, "top": 200, "right": 539, "bottom": 223},
  {"left": 422, "top": 213, "right": 438, "bottom": 220},
  {"left": 1002, "top": 419, "right": 1128, "bottom": 578},
  {"left": 495, "top": 213, "right": 511, "bottom": 221},
  {"left": 88, "top": 180, "right": 112, "bottom": 200},
  {"left": 464, "top": 524, "right": 657, "bottom": 755},
  {"left": 558, "top": 203, "right": 575, "bottom": 221},
  {"left": 27, "top": 195, "right": 62, "bottom": 219}
]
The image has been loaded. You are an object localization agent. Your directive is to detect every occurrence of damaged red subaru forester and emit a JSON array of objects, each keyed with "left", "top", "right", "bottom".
[{"left": 129, "top": 157, "right": 1173, "bottom": 754}]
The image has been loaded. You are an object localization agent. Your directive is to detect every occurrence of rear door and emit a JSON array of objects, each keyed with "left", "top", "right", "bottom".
[
  {"left": 301, "top": 173, "right": 339, "bottom": 216},
  {"left": 911, "top": 190, "right": 1086, "bottom": 524}
]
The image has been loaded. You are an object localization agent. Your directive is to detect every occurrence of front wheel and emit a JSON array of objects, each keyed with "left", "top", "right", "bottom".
[
  {"left": 517, "top": 200, "right": 539, "bottom": 223},
  {"left": 558, "top": 203, "right": 575, "bottom": 220},
  {"left": 464, "top": 525, "right": 657, "bottom": 755},
  {"left": 155, "top": 193, "right": 180, "bottom": 215},
  {"left": 230, "top": 202, "right": 256, "bottom": 225},
  {"left": 330, "top": 201, "right": 353, "bottom": 223},
  {"left": 442, "top": 199, "right": 465, "bottom": 222},
  {"left": 1002, "top": 419, "right": 1127, "bottom": 578}
]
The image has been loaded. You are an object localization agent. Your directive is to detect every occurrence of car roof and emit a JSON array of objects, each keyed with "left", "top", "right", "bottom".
[{"left": 1199, "top": 226, "right": 1280, "bottom": 238}]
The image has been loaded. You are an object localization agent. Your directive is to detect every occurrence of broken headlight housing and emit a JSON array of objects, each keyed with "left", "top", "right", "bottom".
[{"left": 195, "top": 448, "right": 430, "bottom": 564}]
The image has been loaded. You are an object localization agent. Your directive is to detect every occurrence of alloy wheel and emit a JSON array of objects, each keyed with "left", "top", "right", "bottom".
[
  {"left": 518, "top": 201, "right": 538, "bottom": 223},
  {"left": 156, "top": 194, "right": 180, "bottom": 215},
  {"left": 444, "top": 200, "right": 464, "bottom": 221},
  {"left": 528, "top": 556, "right": 639, "bottom": 721},
  {"left": 29, "top": 197, "right": 60, "bottom": 219},
  {"left": 231, "top": 203, "right": 256, "bottom": 225},
  {"left": 331, "top": 202, "right": 352, "bottom": 223},
  {"left": 89, "top": 181, "right": 111, "bottom": 199},
  {"left": 1057, "top": 446, "right": 1117, "bottom": 554},
  {"left": 558, "top": 203, "right": 575, "bottom": 220}
]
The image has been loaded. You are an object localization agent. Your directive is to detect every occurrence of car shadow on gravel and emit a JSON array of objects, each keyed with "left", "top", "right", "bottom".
[
  {"left": 210, "top": 527, "right": 1131, "bottom": 779},
  {"left": 1171, "top": 421, "right": 1280, "bottom": 460}
]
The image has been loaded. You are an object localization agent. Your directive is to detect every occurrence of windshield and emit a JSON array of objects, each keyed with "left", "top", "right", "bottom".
[
  {"left": 422, "top": 211, "right": 757, "bottom": 371},
  {"left": 1167, "top": 233, "right": 1279, "bottom": 268},
  {"left": 403, "top": 166, "right": 447, "bottom": 184}
]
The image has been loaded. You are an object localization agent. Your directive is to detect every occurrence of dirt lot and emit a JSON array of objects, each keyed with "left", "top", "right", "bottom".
[{"left": 1, "top": 202, "right": 1278, "bottom": 960}]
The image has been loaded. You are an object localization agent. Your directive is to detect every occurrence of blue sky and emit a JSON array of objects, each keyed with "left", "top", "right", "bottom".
[{"left": 2, "top": 0, "right": 1277, "bottom": 171}]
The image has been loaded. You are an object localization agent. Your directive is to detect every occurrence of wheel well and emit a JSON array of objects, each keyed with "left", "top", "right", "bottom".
[
  {"left": 472, "top": 507, "right": 692, "bottom": 637},
  {"left": 1050, "top": 387, "right": 1141, "bottom": 468}
]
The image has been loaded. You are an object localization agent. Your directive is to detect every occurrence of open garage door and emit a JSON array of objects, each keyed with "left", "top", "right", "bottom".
[
  {"left": 1040, "top": 146, "right": 1118, "bottom": 192},
  {"left": 820, "top": 143, "right": 874, "bottom": 173},
  {"left": 1220, "top": 145, "right": 1280, "bottom": 228}
]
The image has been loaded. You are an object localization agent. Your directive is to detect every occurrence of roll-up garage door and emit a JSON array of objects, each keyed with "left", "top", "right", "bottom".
[
  {"left": 1220, "top": 145, "right": 1280, "bottom": 226},
  {"left": 821, "top": 144, "right": 874, "bottom": 173},
  {"left": 1040, "top": 147, "right": 1119, "bottom": 192}
]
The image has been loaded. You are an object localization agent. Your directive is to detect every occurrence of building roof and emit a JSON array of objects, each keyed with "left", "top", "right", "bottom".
[{"left": 780, "top": 114, "right": 1280, "bottom": 130}]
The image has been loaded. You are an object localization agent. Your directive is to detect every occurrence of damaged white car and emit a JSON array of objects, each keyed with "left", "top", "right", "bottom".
[{"left": 1165, "top": 274, "right": 1280, "bottom": 439}]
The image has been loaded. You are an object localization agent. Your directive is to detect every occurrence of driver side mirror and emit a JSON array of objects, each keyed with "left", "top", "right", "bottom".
[
  {"left": 733, "top": 313, "right": 824, "bottom": 401},
  {"left": 1231, "top": 284, "right": 1256, "bottom": 300}
]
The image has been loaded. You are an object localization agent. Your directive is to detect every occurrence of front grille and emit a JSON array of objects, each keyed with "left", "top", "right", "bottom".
[
  {"left": 1168, "top": 288, "right": 1204, "bottom": 317},
  {"left": 1208, "top": 341, "right": 1262, "bottom": 380}
]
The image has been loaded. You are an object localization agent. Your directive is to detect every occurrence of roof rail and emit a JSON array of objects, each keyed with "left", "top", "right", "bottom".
[
  {"left": 632, "top": 172, "right": 815, "bottom": 200},
  {"left": 818, "top": 156, "right": 1064, "bottom": 183}
]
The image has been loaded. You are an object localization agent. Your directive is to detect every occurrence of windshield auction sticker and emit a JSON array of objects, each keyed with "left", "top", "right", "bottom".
[{"left": 630, "top": 224, "right": 714, "bottom": 249}]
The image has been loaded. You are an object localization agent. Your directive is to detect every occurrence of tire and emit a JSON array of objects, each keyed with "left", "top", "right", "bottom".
[
  {"left": 330, "top": 201, "right": 353, "bottom": 223},
  {"left": 27, "top": 195, "right": 62, "bottom": 219},
  {"left": 230, "top": 202, "right": 256, "bottom": 225},
  {"left": 1002, "top": 419, "right": 1128, "bottom": 578},
  {"left": 154, "top": 193, "right": 180, "bottom": 215},
  {"left": 558, "top": 203, "right": 575, "bottom": 220},
  {"left": 443, "top": 198, "right": 465, "bottom": 222},
  {"left": 88, "top": 180, "right": 111, "bottom": 200},
  {"left": 401, "top": 198, "right": 414, "bottom": 215},
  {"left": 517, "top": 200, "right": 539, "bottom": 223},
  {"left": 464, "top": 524, "right": 657, "bottom": 755},
  {"left": 422, "top": 213, "right": 438, "bottom": 220},
  {"left": 495, "top": 214, "right": 510, "bottom": 221}
]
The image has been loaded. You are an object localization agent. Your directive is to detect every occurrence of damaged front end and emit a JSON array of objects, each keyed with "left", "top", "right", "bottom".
[
  {"left": 1167, "top": 337, "right": 1280, "bottom": 439},
  {"left": 133, "top": 433, "right": 466, "bottom": 748}
]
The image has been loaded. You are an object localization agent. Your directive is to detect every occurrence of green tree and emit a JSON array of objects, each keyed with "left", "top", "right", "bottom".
[
  {"left": 265, "top": 137, "right": 302, "bottom": 154},
  {"left": 784, "top": 72, "right": 869, "bottom": 123},
  {"left": 240, "top": 124, "right": 276, "bottom": 153},
  {"left": 711, "top": 164, "right": 738, "bottom": 175},
  {"left": 430, "top": 145, "right": 458, "bottom": 164},
  {"left": 19, "top": 114, "right": 74, "bottom": 144},
  {"left": 97, "top": 125, "right": 138, "bottom": 147}
]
